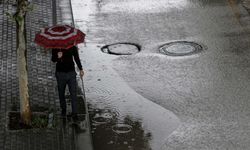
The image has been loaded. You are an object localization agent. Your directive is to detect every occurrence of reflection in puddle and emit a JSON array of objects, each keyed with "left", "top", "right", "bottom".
[
  {"left": 85, "top": 82, "right": 180, "bottom": 150},
  {"left": 89, "top": 106, "right": 152, "bottom": 150},
  {"left": 92, "top": 115, "right": 111, "bottom": 124},
  {"left": 102, "top": 112, "right": 113, "bottom": 119},
  {"left": 112, "top": 124, "right": 132, "bottom": 134},
  {"left": 91, "top": 109, "right": 118, "bottom": 125}
]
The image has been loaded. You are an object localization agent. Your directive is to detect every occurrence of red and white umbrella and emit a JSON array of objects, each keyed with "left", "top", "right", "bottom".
[{"left": 34, "top": 24, "right": 85, "bottom": 49}]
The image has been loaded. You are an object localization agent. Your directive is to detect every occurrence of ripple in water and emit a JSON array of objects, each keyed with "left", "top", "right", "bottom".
[
  {"left": 102, "top": 112, "right": 113, "bottom": 119},
  {"left": 112, "top": 124, "right": 132, "bottom": 134},
  {"left": 92, "top": 112, "right": 114, "bottom": 124},
  {"left": 88, "top": 105, "right": 152, "bottom": 150},
  {"left": 92, "top": 115, "right": 110, "bottom": 124}
]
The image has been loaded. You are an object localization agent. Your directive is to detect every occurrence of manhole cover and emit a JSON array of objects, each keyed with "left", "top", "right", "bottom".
[
  {"left": 159, "top": 41, "right": 203, "bottom": 56},
  {"left": 101, "top": 43, "right": 141, "bottom": 55}
]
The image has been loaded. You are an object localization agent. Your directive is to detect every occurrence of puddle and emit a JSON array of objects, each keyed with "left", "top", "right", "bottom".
[
  {"left": 92, "top": 115, "right": 111, "bottom": 124},
  {"left": 86, "top": 82, "right": 181, "bottom": 150},
  {"left": 88, "top": 106, "right": 152, "bottom": 150},
  {"left": 112, "top": 124, "right": 132, "bottom": 134}
]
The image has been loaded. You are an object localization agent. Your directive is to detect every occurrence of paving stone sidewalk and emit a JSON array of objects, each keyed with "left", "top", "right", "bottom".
[{"left": 0, "top": 0, "right": 90, "bottom": 150}]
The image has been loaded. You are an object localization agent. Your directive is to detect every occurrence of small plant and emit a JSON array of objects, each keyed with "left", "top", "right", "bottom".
[
  {"left": 31, "top": 115, "right": 48, "bottom": 128},
  {"left": 7, "top": 111, "right": 53, "bottom": 131}
]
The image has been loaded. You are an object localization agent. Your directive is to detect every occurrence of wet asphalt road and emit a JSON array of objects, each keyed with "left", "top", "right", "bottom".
[{"left": 72, "top": 0, "right": 250, "bottom": 149}]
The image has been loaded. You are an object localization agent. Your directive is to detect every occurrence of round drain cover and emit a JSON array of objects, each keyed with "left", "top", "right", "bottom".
[
  {"left": 159, "top": 41, "right": 203, "bottom": 56},
  {"left": 101, "top": 43, "right": 141, "bottom": 55}
]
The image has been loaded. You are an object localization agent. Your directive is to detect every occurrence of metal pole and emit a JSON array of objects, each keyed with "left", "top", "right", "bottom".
[{"left": 52, "top": 0, "right": 57, "bottom": 25}]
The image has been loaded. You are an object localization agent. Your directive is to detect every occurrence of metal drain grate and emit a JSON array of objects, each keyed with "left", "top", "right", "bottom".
[{"left": 159, "top": 41, "right": 203, "bottom": 56}]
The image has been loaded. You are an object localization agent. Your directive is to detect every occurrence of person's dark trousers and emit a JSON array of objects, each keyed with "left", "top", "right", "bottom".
[{"left": 56, "top": 71, "right": 78, "bottom": 116}]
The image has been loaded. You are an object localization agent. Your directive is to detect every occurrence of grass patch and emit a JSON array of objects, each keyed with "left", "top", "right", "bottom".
[{"left": 7, "top": 111, "right": 50, "bottom": 131}]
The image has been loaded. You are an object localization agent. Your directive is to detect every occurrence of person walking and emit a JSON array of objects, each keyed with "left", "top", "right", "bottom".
[{"left": 51, "top": 46, "right": 84, "bottom": 120}]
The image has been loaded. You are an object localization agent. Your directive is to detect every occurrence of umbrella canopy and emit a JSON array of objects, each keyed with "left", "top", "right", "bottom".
[{"left": 34, "top": 24, "right": 85, "bottom": 49}]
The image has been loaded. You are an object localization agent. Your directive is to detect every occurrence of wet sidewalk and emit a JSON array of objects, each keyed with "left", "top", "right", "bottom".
[{"left": 0, "top": 0, "right": 92, "bottom": 150}]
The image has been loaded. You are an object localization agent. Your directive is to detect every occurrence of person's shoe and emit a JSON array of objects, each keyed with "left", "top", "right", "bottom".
[
  {"left": 72, "top": 114, "right": 78, "bottom": 122},
  {"left": 79, "top": 120, "right": 87, "bottom": 130},
  {"left": 61, "top": 110, "right": 66, "bottom": 118}
]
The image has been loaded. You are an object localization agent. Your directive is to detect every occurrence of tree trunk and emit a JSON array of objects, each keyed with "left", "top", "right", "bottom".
[{"left": 16, "top": 0, "right": 31, "bottom": 124}]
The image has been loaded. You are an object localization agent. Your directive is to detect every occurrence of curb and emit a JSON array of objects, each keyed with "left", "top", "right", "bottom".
[{"left": 57, "top": 0, "right": 94, "bottom": 149}]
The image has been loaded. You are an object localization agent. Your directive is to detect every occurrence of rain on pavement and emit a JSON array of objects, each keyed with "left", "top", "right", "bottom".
[{"left": 71, "top": 0, "right": 250, "bottom": 149}]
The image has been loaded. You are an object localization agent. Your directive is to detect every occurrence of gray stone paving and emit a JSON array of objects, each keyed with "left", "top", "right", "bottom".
[{"left": 0, "top": 0, "right": 88, "bottom": 150}]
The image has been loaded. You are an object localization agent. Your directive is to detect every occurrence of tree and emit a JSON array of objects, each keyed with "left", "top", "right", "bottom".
[{"left": 14, "top": 0, "right": 32, "bottom": 124}]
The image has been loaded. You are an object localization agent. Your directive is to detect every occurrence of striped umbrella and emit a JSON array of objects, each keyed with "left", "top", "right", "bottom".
[{"left": 34, "top": 24, "right": 85, "bottom": 49}]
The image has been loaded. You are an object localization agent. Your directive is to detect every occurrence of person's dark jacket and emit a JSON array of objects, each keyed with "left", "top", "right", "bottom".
[{"left": 51, "top": 46, "right": 83, "bottom": 72}]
